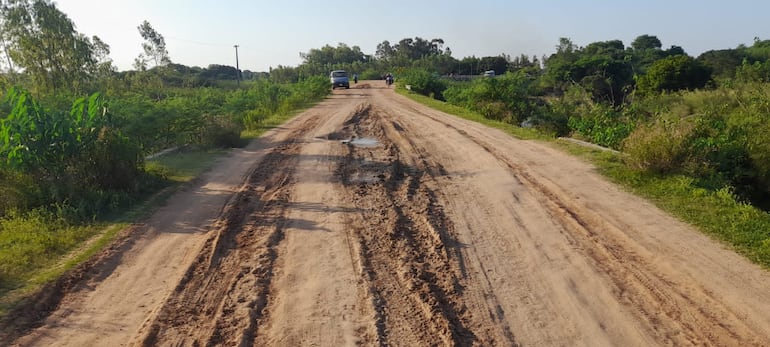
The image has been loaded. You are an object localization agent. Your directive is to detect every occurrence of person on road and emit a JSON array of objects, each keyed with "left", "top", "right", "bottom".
[{"left": 353, "top": 73, "right": 358, "bottom": 84}]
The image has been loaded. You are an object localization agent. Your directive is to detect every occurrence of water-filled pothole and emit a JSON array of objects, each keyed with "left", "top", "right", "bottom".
[{"left": 341, "top": 137, "right": 380, "bottom": 148}]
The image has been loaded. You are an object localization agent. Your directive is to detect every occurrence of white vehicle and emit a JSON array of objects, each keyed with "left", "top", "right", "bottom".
[{"left": 483, "top": 70, "right": 496, "bottom": 77}]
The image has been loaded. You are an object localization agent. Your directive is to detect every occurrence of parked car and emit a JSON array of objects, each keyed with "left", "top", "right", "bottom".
[
  {"left": 483, "top": 70, "right": 496, "bottom": 77},
  {"left": 330, "top": 70, "right": 350, "bottom": 89}
]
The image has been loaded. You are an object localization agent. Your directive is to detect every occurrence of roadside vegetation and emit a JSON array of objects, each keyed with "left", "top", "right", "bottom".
[
  {"left": 0, "top": 0, "right": 329, "bottom": 305},
  {"left": 1, "top": 0, "right": 769, "bottom": 315},
  {"left": 390, "top": 37, "right": 770, "bottom": 268}
]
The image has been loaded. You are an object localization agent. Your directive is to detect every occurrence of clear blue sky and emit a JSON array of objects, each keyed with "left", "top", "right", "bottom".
[{"left": 54, "top": 0, "right": 769, "bottom": 72}]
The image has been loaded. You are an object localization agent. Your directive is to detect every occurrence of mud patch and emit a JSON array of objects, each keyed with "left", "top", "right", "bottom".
[
  {"left": 335, "top": 105, "right": 486, "bottom": 346},
  {"left": 134, "top": 116, "right": 321, "bottom": 347}
]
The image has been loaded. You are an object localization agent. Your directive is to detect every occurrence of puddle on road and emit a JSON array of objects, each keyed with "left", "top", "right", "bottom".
[{"left": 341, "top": 137, "right": 380, "bottom": 148}]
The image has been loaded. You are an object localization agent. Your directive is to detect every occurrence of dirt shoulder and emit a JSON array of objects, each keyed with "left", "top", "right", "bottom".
[{"left": 8, "top": 81, "right": 770, "bottom": 346}]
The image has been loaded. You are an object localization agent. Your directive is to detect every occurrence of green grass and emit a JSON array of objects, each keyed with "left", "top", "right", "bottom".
[
  {"left": 396, "top": 88, "right": 546, "bottom": 141},
  {"left": 241, "top": 102, "right": 316, "bottom": 140},
  {"left": 146, "top": 148, "right": 227, "bottom": 182},
  {"left": 590, "top": 150, "right": 770, "bottom": 267},
  {"left": 0, "top": 148, "right": 225, "bottom": 317},
  {"left": 401, "top": 88, "right": 770, "bottom": 269},
  {"left": 0, "top": 221, "right": 125, "bottom": 315}
]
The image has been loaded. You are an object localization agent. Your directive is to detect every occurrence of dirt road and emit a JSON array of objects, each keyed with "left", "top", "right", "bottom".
[{"left": 8, "top": 81, "right": 770, "bottom": 346}]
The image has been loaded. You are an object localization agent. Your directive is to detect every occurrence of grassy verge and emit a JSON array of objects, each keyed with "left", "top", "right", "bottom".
[
  {"left": 396, "top": 88, "right": 545, "bottom": 140},
  {"left": 0, "top": 149, "right": 222, "bottom": 316},
  {"left": 145, "top": 148, "right": 227, "bottom": 183},
  {"left": 241, "top": 102, "right": 315, "bottom": 140},
  {"left": 400, "top": 89, "right": 770, "bottom": 269}
]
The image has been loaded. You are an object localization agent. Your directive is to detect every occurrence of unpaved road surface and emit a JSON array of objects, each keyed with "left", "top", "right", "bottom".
[{"left": 7, "top": 81, "right": 770, "bottom": 346}]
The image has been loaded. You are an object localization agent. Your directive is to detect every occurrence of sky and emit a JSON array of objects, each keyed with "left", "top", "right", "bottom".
[{"left": 52, "top": 0, "right": 770, "bottom": 72}]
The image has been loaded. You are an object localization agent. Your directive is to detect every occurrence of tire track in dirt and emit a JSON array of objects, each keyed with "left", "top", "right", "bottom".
[
  {"left": 12, "top": 83, "right": 770, "bottom": 346},
  {"left": 134, "top": 115, "right": 322, "bottom": 346},
  {"left": 249, "top": 102, "right": 379, "bottom": 347},
  {"left": 380, "top": 113, "right": 520, "bottom": 346},
  {"left": 409, "top": 108, "right": 770, "bottom": 346},
  {"left": 334, "top": 105, "right": 508, "bottom": 346}
]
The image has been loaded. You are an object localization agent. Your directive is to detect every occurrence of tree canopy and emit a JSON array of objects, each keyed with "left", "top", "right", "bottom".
[
  {"left": 635, "top": 55, "right": 712, "bottom": 95},
  {"left": 0, "top": 0, "right": 99, "bottom": 93},
  {"left": 135, "top": 20, "right": 170, "bottom": 70}
]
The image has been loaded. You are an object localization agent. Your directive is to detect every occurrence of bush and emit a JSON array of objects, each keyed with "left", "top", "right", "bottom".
[
  {"left": 623, "top": 85, "right": 770, "bottom": 208},
  {"left": 568, "top": 105, "right": 636, "bottom": 150},
  {"left": 736, "top": 60, "right": 770, "bottom": 83},
  {"left": 201, "top": 114, "right": 244, "bottom": 148},
  {"left": 360, "top": 68, "right": 383, "bottom": 81},
  {"left": 0, "top": 168, "right": 37, "bottom": 217},
  {"left": 623, "top": 118, "right": 695, "bottom": 173},
  {"left": 399, "top": 68, "right": 447, "bottom": 99},
  {"left": 444, "top": 71, "right": 539, "bottom": 125},
  {"left": 1, "top": 88, "right": 146, "bottom": 218},
  {"left": 635, "top": 55, "right": 712, "bottom": 96},
  {"left": 548, "top": 85, "right": 637, "bottom": 148}
]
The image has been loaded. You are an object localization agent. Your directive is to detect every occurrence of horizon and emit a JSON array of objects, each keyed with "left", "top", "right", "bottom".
[{"left": 27, "top": 1, "right": 770, "bottom": 72}]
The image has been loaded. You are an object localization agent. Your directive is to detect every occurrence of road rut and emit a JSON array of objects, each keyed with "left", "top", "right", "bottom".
[{"left": 8, "top": 81, "right": 770, "bottom": 346}]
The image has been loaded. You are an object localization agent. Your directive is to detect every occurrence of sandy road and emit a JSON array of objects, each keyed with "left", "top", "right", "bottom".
[{"left": 7, "top": 81, "right": 770, "bottom": 346}]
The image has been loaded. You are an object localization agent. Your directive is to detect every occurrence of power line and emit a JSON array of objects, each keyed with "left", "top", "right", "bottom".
[{"left": 166, "top": 35, "right": 233, "bottom": 48}]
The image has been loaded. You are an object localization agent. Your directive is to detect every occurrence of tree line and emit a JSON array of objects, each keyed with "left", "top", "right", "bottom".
[
  {"left": 269, "top": 31, "right": 770, "bottom": 211},
  {"left": 3, "top": 0, "right": 769, "bottom": 214},
  {"left": 390, "top": 36, "right": 770, "bottom": 211},
  {"left": 0, "top": 0, "right": 330, "bottom": 220}
]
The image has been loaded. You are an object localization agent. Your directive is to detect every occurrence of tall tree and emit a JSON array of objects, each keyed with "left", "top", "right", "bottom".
[
  {"left": 90, "top": 35, "right": 114, "bottom": 76},
  {"left": 393, "top": 37, "right": 446, "bottom": 60},
  {"left": 1, "top": 0, "right": 96, "bottom": 93},
  {"left": 375, "top": 40, "right": 394, "bottom": 60},
  {"left": 137, "top": 20, "right": 170, "bottom": 68},
  {"left": 545, "top": 38, "right": 634, "bottom": 104},
  {"left": 300, "top": 43, "right": 365, "bottom": 66}
]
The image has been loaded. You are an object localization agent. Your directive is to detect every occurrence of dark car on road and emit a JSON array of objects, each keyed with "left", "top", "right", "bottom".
[{"left": 330, "top": 70, "right": 350, "bottom": 89}]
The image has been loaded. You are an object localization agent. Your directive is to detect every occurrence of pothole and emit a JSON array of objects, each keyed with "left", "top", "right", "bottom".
[{"left": 342, "top": 137, "right": 380, "bottom": 148}]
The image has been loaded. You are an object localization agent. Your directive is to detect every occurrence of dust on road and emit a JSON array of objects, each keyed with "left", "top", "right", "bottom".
[{"left": 7, "top": 81, "right": 770, "bottom": 346}]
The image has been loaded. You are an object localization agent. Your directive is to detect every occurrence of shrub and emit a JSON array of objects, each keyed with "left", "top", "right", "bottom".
[
  {"left": 444, "top": 71, "right": 539, "bottom": 125},
  {"left": 399, "top": 68, "right": 447, "bottom": 99},
  {"left": 623, "top": 84, "right": 770, "bottom": 208},
  {"left": 623, "top": 118, "right": 695, "bottom": 173},
  {"left": 360, "top": 68, "right": 383, "bottom": 80},
  {"left": 0, "top": 168, "right": 37, "bottom": 217},
  {"left": 636, "top": 55, "right": 712, "bottom": 96},
  {"left": 201, "top": 114, "right": 243, "bottom": 148},
  {"left": 568, "top": 105, "right": 636, "bottom": 150},
  {"left": 1, "top": 88, "right": 146, "bottom": 218},
  {"left": 549, "top": 85, "right": 637, "bottom": 148}
]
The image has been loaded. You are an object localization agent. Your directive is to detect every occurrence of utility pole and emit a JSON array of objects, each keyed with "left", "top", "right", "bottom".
[{"left": 234, "top": 44, "right": 240, "bottom": 86}]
